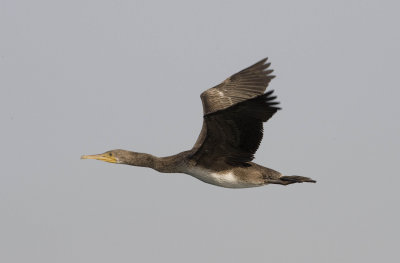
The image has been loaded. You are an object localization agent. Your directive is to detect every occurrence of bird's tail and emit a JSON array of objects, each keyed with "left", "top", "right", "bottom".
[{"left": 279, "top": 175, "right": 316, "bottom": 184}]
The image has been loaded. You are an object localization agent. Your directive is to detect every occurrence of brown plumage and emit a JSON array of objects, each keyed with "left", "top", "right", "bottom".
[{"left": 81, "top": 58, "right": 316, "bottom": 188}]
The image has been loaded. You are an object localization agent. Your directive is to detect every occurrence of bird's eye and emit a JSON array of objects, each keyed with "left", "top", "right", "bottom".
[{"left": 109, "top": 153, "right": 112, "bottom": 156}]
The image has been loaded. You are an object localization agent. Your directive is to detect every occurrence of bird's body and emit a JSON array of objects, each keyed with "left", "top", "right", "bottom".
[
  {"left": 185, "top": 162, "right": 281, "bottom": 188},
  {"left": 82, "top": 58, "right": 316, "bottom": 188}
]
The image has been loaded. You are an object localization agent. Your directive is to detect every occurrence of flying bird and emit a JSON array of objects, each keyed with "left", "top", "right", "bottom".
[{"left": 81, "top": 58, "right": 316, "bottom": 188}]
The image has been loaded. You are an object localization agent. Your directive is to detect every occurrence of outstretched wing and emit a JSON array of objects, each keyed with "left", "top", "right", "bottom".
[
  {"left": 190, "top": 58, "right": 280, "bottom": 168},
  {"left": 200, "top": 57, "right": 275, "bottom": 115}
]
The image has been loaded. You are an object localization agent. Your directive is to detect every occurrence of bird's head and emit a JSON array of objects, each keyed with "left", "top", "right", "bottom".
[{"left": 81, "top": 149, "right": 131, "bottom": 164}]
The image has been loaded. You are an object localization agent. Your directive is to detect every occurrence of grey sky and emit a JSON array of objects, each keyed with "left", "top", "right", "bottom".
[{"left": 1, "top": 0, "right": 399, "bottom": 262}]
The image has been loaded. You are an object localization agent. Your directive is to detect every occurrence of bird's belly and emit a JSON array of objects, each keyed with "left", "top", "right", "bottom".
[{"left": 186, "top": 166, "right": 260, "bottom": 188}]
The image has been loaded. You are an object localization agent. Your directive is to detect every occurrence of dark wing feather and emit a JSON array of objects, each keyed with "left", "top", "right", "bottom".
[
  {"left": 191, "top": 58, "right": 279, "bottom": 168},
  {"left": 191, "top": 91, "right": 280, "bottom": 168},
  {"left": 200, "top": 58, "right": 275, "bottom": 115}
]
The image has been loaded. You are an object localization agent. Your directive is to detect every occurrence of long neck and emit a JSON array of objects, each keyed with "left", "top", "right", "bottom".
[{"left": 121, "top": 151, "right": 185, "bottom": 173}]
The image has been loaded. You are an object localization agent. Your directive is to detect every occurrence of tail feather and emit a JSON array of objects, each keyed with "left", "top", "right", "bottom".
[{"left": 280, "top": 175, "right": 316, "bottom": 184}]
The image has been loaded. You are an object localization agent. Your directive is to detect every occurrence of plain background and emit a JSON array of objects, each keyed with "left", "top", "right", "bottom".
[{"left": 1, "top": 0, "right": 399, "bottom": 262}]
